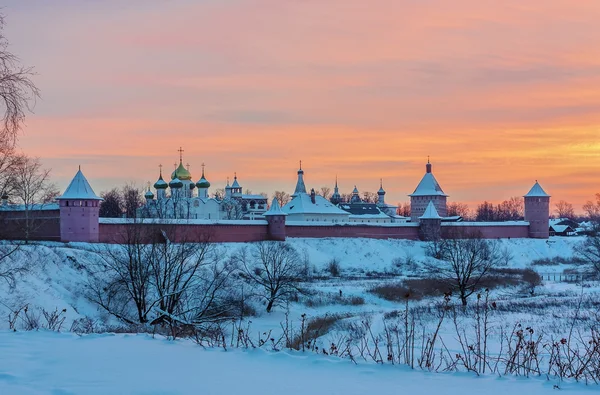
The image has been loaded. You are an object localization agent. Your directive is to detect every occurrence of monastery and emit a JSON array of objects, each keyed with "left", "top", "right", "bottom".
[{"left": 0, "top": 155, "right": 551, "bottom": 243}]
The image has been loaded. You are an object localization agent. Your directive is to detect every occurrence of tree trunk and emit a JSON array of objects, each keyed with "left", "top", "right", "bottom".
[{"left": 266, "top": 299, "right": 275, "bottom": 313}]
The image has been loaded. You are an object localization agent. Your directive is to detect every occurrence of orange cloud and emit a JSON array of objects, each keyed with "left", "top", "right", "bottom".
[{"left": 3, "top": 0, "right": 599, "bottom": 213}]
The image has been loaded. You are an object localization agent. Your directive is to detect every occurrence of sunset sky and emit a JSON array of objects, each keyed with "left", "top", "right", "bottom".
[{"left": 4, "top": 0, "right": 600, "bottom": 211}]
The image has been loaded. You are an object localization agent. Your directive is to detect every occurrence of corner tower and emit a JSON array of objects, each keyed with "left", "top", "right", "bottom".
[
  {"left": 524, "top": 181, "right": 550, "bottom": 239},
  {"left": 57, "top": 167, "right": 103, "bottom": 243},
  {"left": 409, "top": 159, "right": 448, "bottom": 222},
  {"left": 264, "top": 198, "right": 287, "bottom": 241}
]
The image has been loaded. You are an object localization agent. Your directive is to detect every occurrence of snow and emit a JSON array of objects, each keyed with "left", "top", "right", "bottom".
[
  {"left": 282, "top": 193, "right": 349, "bottom": 216},
  {"left": 99, "top": 218, "right": 269, "bottom": 225},
  {"left": 0, "top": 203, "right": 59, "bottom": 211},
  {"left": 409, "top": 172, "right": 448, "bottom": 197},
  {"left": 0, "top": 236, "right": 596, "bottom": 394},
  {"left": 264, "top": 198, "right": 286, "bottom": 216},
  {"left": 524, "top": 181, "right": 550, "bottom": 197},
  {"left": 420, "top": 200, "right": 441, "bottom": 219},
  {"left": 441, "top": 221, "right": 529, "bottom": 226},
  {"left": 285, "top": 221, "right": 419, "bottom": 227},
  {"left": 0, "top": 331, "right": 587, "bottom": 395},
  {"left": 57, "top": 169, "right": 102, "bottom": 201}
]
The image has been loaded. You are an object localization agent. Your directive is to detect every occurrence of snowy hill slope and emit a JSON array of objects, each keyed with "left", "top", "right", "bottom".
[{"left": 0, "top": 237, "right": 583, "bottom": 331}]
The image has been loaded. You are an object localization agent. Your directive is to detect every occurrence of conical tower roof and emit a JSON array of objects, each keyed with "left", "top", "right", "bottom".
[
  {"left": 524, "top": 181, "right": 550, "bottom": 197},
  {"left": 264, "top": 198, "right": 287, "bottom": 216},
  {"left": 58, "top": 167, "right": 102, "bottom": 200},
  {"left": 420, "top": 201, "right": 442, "bottom": 219},
  {"left": 292, "top": 161, "right": 306, "bottom": 197},
  {"left": 409, "top": 161, "right": 448, "bottom": 197}
]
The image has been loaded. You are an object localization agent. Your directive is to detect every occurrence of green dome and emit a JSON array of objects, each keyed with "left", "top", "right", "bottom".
[
  {"left": 171, "top": 162, "right": 192, "bottom": 181},
  {"left": 144, "top": 189, "right": 154, "bottom": 198},
  {"left": 169, "top": 177, "right": 183, "bottom": 188},
  {"left": 154, "top": 175, "right": 168, "bottom": 190},
  {"left": 196, "top": 176, "right": 210, "bottom": 189}
]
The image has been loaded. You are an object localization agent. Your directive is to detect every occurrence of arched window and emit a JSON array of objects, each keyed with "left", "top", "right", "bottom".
[{"left": 65, "top": 201, "right": 69, "bottom": 207}]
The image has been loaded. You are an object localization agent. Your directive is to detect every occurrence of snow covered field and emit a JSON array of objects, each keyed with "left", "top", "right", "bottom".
[
  {"left": 0, "top": 331, "right": 590, "bottom": 395},
  {"left": 0, "top": 236, "right": 598, "bottom": 394}
]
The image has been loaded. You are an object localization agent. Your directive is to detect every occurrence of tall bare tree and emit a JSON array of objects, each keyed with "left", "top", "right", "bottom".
[
  {"left": 426, "top": 228, "right": 501, "bottom": 306},
  {"left": 554, "top": 200, "right": 575, "bottom": 219},
  {"left": 238, "top": 242, "right": 304, "bottom": 313},
  {"left": 0, "top": 15, "right": 39, "bottom": 147},
  {"left": 11, "top": 155, "right": 58, "bottom": 241},
  {"left": 122, "top": 183, "right": 143, "bottom": 218},
  {"left": 147, "top": 230, "right": 236, "bottom": 326},
  {"left": 99, "top": 188, "right": 123, "bottom": 218}
]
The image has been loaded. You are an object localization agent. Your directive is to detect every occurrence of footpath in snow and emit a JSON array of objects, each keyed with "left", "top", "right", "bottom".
[{"left": 0, "top": 331, "right": 591, "bottom": 395}]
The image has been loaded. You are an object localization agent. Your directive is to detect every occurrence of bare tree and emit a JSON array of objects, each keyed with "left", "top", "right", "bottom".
[
  {"left": 147, "top": 230, "right": 236, "bottom": 327},
  {"left": 583, "top": 193, "right": 600, "bottom": 222},
  {"left": 476, "top": 201, "right": 497, "bottom": 221},
  {"left": 273, "top": 191, "right": 291, "bottom": 207},
  {"left": 221, "top": 198, "right": 244, "bottom": 219},
  {"left": 239, "top": 242, "right": 304, "bottom": 313},
  {"left": 496, "top": 197, "right": 524, "bottom": 221},
  {"left": 447, "top": 202, "right": 471, "bottom": 219},
  {"left": 426, "top": 228, "right": 501, "bottom": 306},
  {"left": 397, "top": 202, "right": 411, "bottom": 217},
  {"left": 0, "top": 14, "right": 40, "bottom": 147},
  {"left": 577, "top": 235, "right": 600, "bottom": 276},
  {"left": 554, "top": 200, "right": 575, "bottom": 219},
  {"left": 212, "top": 188, "right": 225, "bottom": 200},
  {"left": 362, "top": 191, "right": 378, "bottom": 203},
  {"left": 122, "top": 183, "right": 143, "bottom": 218},
  {"left": 88, "top": 221, "right": 154, "bottom": 324},
  {"left": 99, "top": 188, "right": 123, "bottom": 218},
  {"left": 0, "top": 144, "right": 19, "bottom": 198},
  {"left": 320, "top": 186, "right": 331, "bottom": 200},
  {"left": 11, "top": 155, "right": 58, "bottom": 241},
  {"left": 88, "top": 223, "right": 236, "bottom": 329}
]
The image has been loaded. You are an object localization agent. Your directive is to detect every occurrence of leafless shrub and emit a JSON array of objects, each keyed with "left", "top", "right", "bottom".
[
  {"left": 300, "top": 290, "right": 364, "bottom": 307},
  {"left": 70, "top": 317, "right": 99, "bottom": 335},
  {"left": 41, "top": 307, "right": 67, "bottom": 331},
  {"left": 370, "top": 278, "right": 451, "bottom": 302},
  {"left": 327, "top": 258, "right": 341, "bottom": 277},
  {"left": 291, "top": 313, "right": 350, "bottom": 351}
]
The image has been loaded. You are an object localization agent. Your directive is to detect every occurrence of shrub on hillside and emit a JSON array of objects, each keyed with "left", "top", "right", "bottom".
[{"left": 327, "top": 258, "right": 341, "bottom": 277}]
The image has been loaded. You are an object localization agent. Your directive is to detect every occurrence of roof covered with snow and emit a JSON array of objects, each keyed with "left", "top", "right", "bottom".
[
  {"left": 282, "top": 193, "right": 349, "bottom": 216},
  {"left": 524, "top": 181, "right": 550, "bottom": 197},
  {"left": 57, "top": 169, "right": 102, "bottom": 200},
  {"left": 292, "top": 168, "right": 307, "bottom": 196},
  {"left": 339, "top": 203, "right": 388, "bottom": 217},
  {"left": 420, "top": 201, "right": 442, "bottom": 219},
  {"left": 264, "top": 198, "right": 286, "bottom": 216},
  {"left": 409, "top": 172, "right": 448, "bottom": 197}
]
